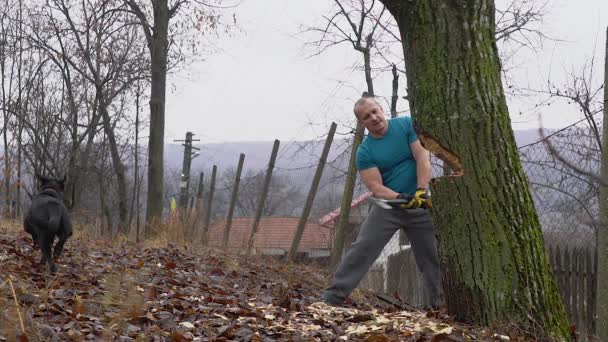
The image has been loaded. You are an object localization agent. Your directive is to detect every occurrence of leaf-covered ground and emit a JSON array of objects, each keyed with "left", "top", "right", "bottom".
[{"left": 0, "top": 232, "right": 505, "bottom": 341}]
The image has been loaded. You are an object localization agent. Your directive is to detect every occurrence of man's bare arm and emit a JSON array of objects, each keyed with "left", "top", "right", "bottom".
[
  {"left": 360, "top": 167, "right": 399, "bottom": 200},
  {"left": 410, "top": 140, "right": 432, "bottom": 189}
]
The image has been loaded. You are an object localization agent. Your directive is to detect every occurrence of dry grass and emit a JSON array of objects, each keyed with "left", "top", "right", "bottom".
[{"left": 0, "top": 219, "right": 22, "bottom": 235}]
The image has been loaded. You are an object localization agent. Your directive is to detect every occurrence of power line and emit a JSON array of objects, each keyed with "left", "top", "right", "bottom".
[{"left": 517, "top": 111, "right": 602, "bottom": 149}]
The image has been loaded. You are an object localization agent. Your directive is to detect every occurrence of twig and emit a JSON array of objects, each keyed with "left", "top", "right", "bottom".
[
  {"left": 8, "top": 275, "right": 26, "bottom": 333},
  {"left": 538, "top": 116, "right": 608, "bottom": 186},
  {"left": 0, "top": 279, "right": 8, "bottom": 290}
]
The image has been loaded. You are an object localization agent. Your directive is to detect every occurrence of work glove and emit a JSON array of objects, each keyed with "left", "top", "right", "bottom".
[
  {"left": 413, "top": 188, "right": 432, "bottom": 209},
  {"left": 395, "top": 193, "right": 417, "bottom": 209}
]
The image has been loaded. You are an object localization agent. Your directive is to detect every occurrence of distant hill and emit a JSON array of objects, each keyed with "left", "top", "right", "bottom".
[
  {"left": 164, "top": 128, "right": 597, "bottom": 228},
  {"left": 164, "top": 129, "right": 545, "bottom": 173}
]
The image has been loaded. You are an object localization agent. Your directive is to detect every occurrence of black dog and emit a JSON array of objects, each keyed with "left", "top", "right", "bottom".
[{"left": 24, "top": 174, "right": 72, "bottom": 273}]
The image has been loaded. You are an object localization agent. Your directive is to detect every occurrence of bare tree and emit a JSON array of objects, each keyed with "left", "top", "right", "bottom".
[
  {"left": 598, "top": 24, "right": 608, "bottom": 342},
  {"left": 24, "top": 0, "right": 149, "bottom": 232},
  {"left": 124, "top": 0, "right": 237, "bottom": 230},
  {"left": 303, "top": 0, "right": 388, "bottom": 269},
  {"left": 535, "top": 57, "right": 604, "bottom": 147},
  {"left": 521, "top": 44, "right": 606, "bottom": 244},
  {"left": 0, "top": 0, "right": 27, "bottom": 217}
]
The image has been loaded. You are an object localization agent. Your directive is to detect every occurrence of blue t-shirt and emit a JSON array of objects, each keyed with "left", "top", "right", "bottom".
[{"left": 356, "top": 116, "right": 419, "bottom": 195}]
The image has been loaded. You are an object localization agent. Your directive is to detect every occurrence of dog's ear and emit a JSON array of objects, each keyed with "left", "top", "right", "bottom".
[{"left": 36, "top": 173, "right": 50, "bottom": 187}]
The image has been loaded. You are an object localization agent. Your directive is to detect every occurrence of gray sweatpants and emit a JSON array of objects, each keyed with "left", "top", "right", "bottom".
[{"left": 322, "top": 206, "right": 441, "bottom": 307}]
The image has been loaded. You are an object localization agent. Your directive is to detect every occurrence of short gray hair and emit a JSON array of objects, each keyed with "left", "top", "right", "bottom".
[{"left": 353, "top": 96, "right": 381, "bottom": 116}]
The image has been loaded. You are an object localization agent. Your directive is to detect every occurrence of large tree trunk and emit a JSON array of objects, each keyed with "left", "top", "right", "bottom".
[
  {"left": 129, "top": 82, "right": 141, "bottom": 231},
  {"left": 98, "top": 89, "right": 129, "bottom": 233},
  {"left": 0, "top": 18, "right": 10, "bottom": 217},
  {"left": 15, "top": 0, "right": 23, "bottom": 217},
  {"left": 63, "top": 62, "right": 80, "bottom": 210},
  {"left": 597, "top": 25, "right": 608, "bottom": 342},
  {"left": 381, "top": 0, "right": 569, "bottom": 338},
  {"left": 3, "top": 106, "right": 10, "bottom": 217},
  {"left": 144, "top": 1, "right": 170, "bottom": 230},
  {"left": 79, "top": 98, "right": 101, "bottom": 207}
]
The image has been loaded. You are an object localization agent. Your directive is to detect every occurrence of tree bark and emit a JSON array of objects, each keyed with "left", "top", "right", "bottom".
[
  {"left": 381, "top": 0, "right": 569, "bottom": 338},
  {"left": 129, "top": 81, "right": 142, "bottom": 235},
  {"left": 597, "top": 25, "right": 608, "bottom": 342},
  {"left": 63, "top": 59, "right": 80, "bottom": 210},
  {"left": 143, "top": 0, "right": 170, "bottom": 230},
  {"left": 390, "top": 64, "right": 398, "bottom": 118},
  {"left": 14, "top": 0, "right": 23, "bottom": 218},
  {"left": 0, "top": 16, "right": 11, "bottom": 216},
  {"left": 98, "top": 89, "right": 128, "bottom": 233}
]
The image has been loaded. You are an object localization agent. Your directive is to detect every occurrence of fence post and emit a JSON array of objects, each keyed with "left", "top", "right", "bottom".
[
  {"left": 564, "top": 247, "right": 572, "bottom": 317},
  {"left": 588, "top": 247, "right": 597, "bottom": 334},
  {"left": 223, "top": 153, "right": 246, "bottom": 248},
  {"left": 247, "top": 140, "right": 280, "bottom": 255},
  {"left": 288, "top": 122, "right": 337, "bottom": 263},
  {"left": 202, "top": 165, "right": 217, "bottom": 246},
  {"left": 580, "top": 248, "right": 587, "bottom": 332},
  {"left": 331, "top": 122, "right": 364, "bottom": 270},
  {"left": 573, "top": 248, "right": 580, "bottom": 328},
  {"left": 190, "top": 173, "right": 204, "bottom": 234}
]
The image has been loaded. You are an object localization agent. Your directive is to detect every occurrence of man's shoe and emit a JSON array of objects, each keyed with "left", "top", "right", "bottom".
[{"left": 321, "top": 293, "right": 344, "bottom": 306}]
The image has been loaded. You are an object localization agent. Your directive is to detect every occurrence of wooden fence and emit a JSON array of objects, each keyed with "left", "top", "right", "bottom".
[
  {"left": 547, "top": 244, "right": 597, "bottom": 339},
  {"left": 358, "top": 245, "right": 597, "bottom": 339},
  {"left": 357, "top": 248, "right": 431, "bottom": 307},
  {"left": 359, "top": 266, "right": 385, "bottom": 293}
]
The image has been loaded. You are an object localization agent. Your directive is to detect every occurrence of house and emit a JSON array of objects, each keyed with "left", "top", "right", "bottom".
[{"left": 206, "top": 217, "right": 333, "bottom": 258}]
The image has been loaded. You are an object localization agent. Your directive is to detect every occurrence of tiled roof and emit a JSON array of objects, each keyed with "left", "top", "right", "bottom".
[{"left": 207, "top": 217, "right": 333, "bottom": 251}]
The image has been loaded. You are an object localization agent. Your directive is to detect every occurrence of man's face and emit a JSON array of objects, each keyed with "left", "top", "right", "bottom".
[{"left": 355, "top": 99, "right": 387, "bottom": 136}]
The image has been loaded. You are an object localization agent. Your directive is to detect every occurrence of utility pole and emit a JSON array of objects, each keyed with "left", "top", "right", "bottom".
[{"left": 175, "top": 132, "right": 200, "bottom": 208}]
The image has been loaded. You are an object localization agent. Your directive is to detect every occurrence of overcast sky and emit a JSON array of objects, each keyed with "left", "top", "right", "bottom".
[{"left": 164, "top": 0, "right": 608, "bottom": 144}]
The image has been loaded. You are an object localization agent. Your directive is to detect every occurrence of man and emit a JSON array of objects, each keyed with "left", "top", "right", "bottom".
[{"left": 322, "top": 96, "right": 441, "bottom": 308}]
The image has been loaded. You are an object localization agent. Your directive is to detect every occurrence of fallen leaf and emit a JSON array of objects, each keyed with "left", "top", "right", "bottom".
[
  {"left": 72, "top": 295, "right": 85, "bottom": 315},
  {"left": 366, "top": 334, "right": 388, "bottom": 342},
  {"left": 66, "top": 328, "right": 84, "bottom": 342},
  {"left": 171, "top": 331, "right": 193, "bottom": 342},
  {"left": 210, "top": 268, "right": 225, "bottom": 276},
  {"left": 179, "top": 322, "right": 195, "bottom": 329}
]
